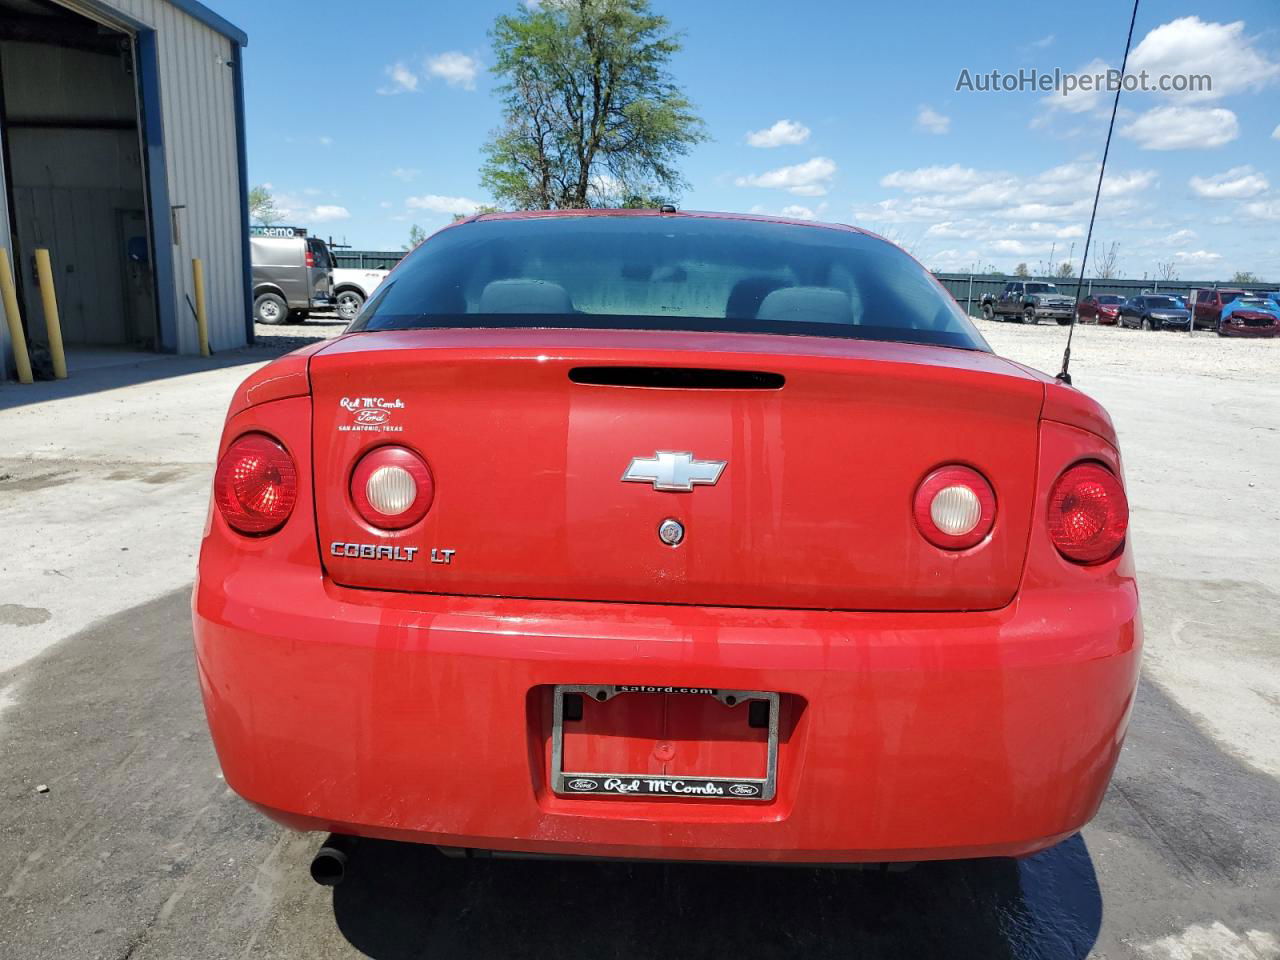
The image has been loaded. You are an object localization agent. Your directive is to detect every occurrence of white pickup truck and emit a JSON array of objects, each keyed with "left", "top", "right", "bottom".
[{"left": 332, "top": 268, "right": 390, "bottom": 322}]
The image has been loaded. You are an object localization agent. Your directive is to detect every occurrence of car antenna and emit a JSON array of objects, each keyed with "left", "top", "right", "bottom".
[{"left": 1058, "top": 0, "right": 1141, "bottom": 386}]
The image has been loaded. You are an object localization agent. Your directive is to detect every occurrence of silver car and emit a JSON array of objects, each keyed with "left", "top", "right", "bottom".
[{"left": 250, "top": 232, "right": 336, "bottom": 324}]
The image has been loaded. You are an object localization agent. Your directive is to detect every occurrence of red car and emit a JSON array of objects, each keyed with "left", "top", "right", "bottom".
[
  {"left": 1189, "top": 288, "right": 1247, "bottom": 331},
  {"left": 194, "top": 210, "right": 1141, "bottom": 872},
  {"left": 1076, "top": 294, "right": 1124, "bottom": 325}
]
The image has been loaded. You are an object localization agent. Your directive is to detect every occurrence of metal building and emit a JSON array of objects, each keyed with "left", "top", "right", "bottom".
[{"left": 0, "top": 0, "right": 249, "bottom": 378}]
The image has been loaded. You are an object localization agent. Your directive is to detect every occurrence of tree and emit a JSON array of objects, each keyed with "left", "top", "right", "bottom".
[
  {"left": 1231, "top": 271, "right": 1259, "bottom": 284},
  {"left": 249, "top": 185, "right": 281, "bottom": 225},
  {"left": 1156, "top": 260, "right": 1178, "bottom": 282},
  {"left": 404, "top": 224, "right": 429, "bottom": 250},
  {"left": 1055, "top": 261, "right": 1075, "bottom": 279},
  {"left": 480, "top": 0, "right": 707, "bottom": 210},
  {"left": 1092, "top": 241, "right": 1121, "bottom": 280},
  {"left": 1014, "top": 262, "right": 1030, "bottom": 277}
]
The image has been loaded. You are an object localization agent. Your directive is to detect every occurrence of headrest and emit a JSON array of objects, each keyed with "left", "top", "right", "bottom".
[
  {"left": 756, "top": 286, "right": 852, "bottom": 325},
  {"left": 478, "top": 279, "right": 573, "bottom": 314}
]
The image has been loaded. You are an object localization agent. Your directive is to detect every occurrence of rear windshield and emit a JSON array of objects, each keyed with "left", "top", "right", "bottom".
[
  {"left": 306, "top": 239, "right": 334, "bottom": 269},
  {"left": 351, "top": 215, "right": 988, "bottom": 351}
]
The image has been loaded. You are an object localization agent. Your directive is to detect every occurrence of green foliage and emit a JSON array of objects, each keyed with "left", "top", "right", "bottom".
[
  {"left": 405, "top": 224, "right": 429, "bottom": 250},
  {"left": 248, "top": 185, "right": 281, "bottom": 225},
  {"left": 481, "top": 0, "right": 707, "bottom": 210},
  {"left": 1014, "top": 262, "right": 1030, "bottom": 277},
  {"left": 1055, "top": 261, "right": 1075, "bottom": 279}
]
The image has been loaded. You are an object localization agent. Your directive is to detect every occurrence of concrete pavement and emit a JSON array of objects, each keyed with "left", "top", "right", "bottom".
[{"left": 1, "top": 320, "right": 1278, "bottom": 958}]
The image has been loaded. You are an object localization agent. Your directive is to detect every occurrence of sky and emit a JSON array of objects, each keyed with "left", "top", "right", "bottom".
[{"left": 214, "top": 0, "right": 1280, "bottom": 280}]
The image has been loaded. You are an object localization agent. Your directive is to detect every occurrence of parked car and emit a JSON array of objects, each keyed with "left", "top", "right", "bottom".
[
  {"left": 1119, "top": 295, "right": 1191, "bottom": 331},
  {"left": 1076, "top": 294, "right": 1124, "bottom": 325},
  {"left": 1188, "top": 288, "right": 1246, "bottom": 331},
  {"left": 196, "top": 210, "right": 1140, "bottom": 871},
  {"left": 1217, "top": 295, "right": 1280, "bottom": 338},
  {"left": 250, "top": 230, "right": 336, "bottom": 325},
  {"left": 332, "top": 267, "right": 390, "bottom": 322},
  {"left": 980, "top": 280, "right": 1076, "bottom": 324}
]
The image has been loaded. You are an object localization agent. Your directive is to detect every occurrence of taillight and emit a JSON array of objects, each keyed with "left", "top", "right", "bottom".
[
  {"left": 350, "top": 446, "right": 434, "bottom": 529},
  {"left": 1048, "top": 462, "right": 1128, "bottom": 564},
  {"left": 304, "top": 249, "right": 315, "bottom": 268},
  {"left": 913, "top": 465, "right": 996, "bottom": 550},
  {"left": 214, "top": 433, "right": 298, "bottom": 534}
]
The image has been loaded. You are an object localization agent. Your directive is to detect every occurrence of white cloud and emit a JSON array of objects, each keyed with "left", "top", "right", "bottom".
[
  {"left": 379, "top": 201, "right": 393, "bottom": 209},
  {"left": 1129, "top": 17, "right": 1280, "bottom": 102},
  {"left": 1174, "top": 249, "right": 1222, "bottom": 264},
  {"left": 880, "top": 164, "right": 984, "bottom": 193},
  {"left": 406, "top": 194, "right": 484, "bottom": 216},
  {"left": 1121, "top": 106, "right": 1238, "bottom": 150},
  {"left": 309, "top": 205, "right": 350, "bottom": 223},
  {"left": 1189, "top": 166, "right": 1270, "bottom": 199},
  {"left": 745, "top": 119, "right": 810, "bottom": 148},
  {"left": 1272, "top": 124, "right": 1280, "bottom": 140},
  {"left": 1240, "top": 198, "right": 1280, "bottom": 220},
  {"left": 1165, "top": 228, "right": 1197, "bottom": 243},
  {"left": 915, "top": 106, "right": 950, "bottom": 135},
  {"left": 390, "top": 167, "right": 421, "bottom": 182},
  {"left": 378, "top": 62, "right": 419, "bottom": 96},
  {"left": 1040, "top": 57, "right": 1112, "bottom": 115},
  {"left": 1030, "top": 34, "right": 1055, "bottom": 49},
  {"left": 736, "top": 156, "right": 836, "bottom": 196},
  {"left": 779, "top": 204, "right": 817, "bottom": 220},
  {"left": 426, "top": 52, "right": 480, "bottom": 90}
]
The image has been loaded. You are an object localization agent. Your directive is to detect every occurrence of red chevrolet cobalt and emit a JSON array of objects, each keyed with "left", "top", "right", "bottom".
[{"left": 194, "top": 210, "right": 1141, "bottom": 868}]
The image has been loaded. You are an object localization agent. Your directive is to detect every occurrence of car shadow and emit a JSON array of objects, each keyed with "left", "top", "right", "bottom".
[{"left": 331, "top": 833, "right": 1100, "bottom": 960}]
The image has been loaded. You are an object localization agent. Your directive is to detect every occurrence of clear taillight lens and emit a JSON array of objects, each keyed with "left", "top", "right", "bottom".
[
  {"left": 1048, "top": 462, "right": 1128, "bottom": 564},
  {"left": 913, "top": 465, "right": 996, "bottom": 550},
  {"left": 350, "top": 446, "right": 434, "bottom": 529},
  {"left": 214, "top": 433, "right": 298, "bottom": 535}
]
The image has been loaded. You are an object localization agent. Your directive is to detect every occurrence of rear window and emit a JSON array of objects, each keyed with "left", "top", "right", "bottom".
[
  {"left": 307, "top": 239, "right": 333, "bottom": 269},
  {"left": 351, "top": 215, "right": 989, "bottom": 351}
]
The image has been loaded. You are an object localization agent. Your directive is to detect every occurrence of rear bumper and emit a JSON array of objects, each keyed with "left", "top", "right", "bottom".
[{"left": 193, "top": 567, "right": 1141, "bottom": 864}]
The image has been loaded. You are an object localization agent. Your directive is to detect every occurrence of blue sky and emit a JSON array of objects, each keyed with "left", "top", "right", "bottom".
[{"left": 215, "top": 0, "right": 1280, "bottom": 280}]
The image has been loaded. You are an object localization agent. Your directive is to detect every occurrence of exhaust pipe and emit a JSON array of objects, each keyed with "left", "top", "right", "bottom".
[{"left": 310, "top": 836, "right": 352, "bottom": 886}]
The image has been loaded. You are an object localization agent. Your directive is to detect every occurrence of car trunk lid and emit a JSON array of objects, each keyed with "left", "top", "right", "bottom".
[{"left": 310, "top": 329, "right": 1044, "bottom": 611}]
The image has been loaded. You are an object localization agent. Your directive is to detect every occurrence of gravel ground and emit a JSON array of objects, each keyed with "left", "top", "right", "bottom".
[{"left": 978, "top": 317, "right": 1278, "bottom": 383}]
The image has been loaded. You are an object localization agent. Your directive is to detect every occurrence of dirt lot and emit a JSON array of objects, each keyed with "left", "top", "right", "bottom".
[{"left": 1, "top": 318, "right": 1277, "bottom": 959}]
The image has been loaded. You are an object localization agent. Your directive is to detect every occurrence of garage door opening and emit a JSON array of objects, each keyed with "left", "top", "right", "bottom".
[{"left": 0, "top": 0, "right": 159, "bottom": 361}]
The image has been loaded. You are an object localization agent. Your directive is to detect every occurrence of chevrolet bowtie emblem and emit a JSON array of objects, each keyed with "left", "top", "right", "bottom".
[{"left": 622, "top": 452, "right": 726, "bottom": 492}]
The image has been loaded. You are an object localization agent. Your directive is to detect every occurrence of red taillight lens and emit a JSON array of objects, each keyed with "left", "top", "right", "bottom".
[
  {"left": 1048, "top": 462, "right": 1128, "bottom": 564},
  {"left": 304, "top": 250, "right": 315, "bottom": 268},
  {"left": 913, "top": 465, "right": 996, "bottom": 550},
  {"left": 350, "top": 446, "right": 434, "bottom": 530},
  {"left": 214, "top": 433, "right": 297, "bottom": 534}
]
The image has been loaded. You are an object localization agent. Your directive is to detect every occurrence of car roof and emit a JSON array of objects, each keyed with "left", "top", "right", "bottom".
[{"left": 458, "top": 207, "right": 870, "bottom": 238}]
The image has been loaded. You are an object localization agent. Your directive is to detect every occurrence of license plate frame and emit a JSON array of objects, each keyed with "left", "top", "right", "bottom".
[{"left": 550, "top": 685, "right": 779, "bottom": 802}]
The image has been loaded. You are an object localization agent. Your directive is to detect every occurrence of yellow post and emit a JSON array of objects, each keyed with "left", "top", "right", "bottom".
[
  {"left": 0, "top": 247, "right": 33, "bottom": 384},
  {"left": 192, "top": 257, "right": 210, "bottom": 357},
  {"left": 34, "top": 249, "right": 67, "bottom": 380}
]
